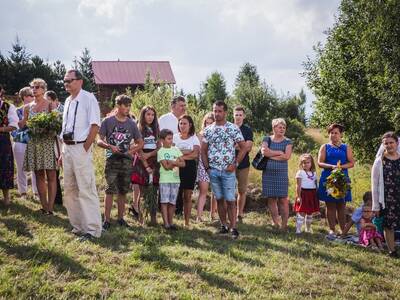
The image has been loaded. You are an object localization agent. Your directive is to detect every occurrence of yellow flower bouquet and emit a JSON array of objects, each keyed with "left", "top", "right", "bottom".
[{"left": 325, "top": 161, "right": 351, "bottom": 199}]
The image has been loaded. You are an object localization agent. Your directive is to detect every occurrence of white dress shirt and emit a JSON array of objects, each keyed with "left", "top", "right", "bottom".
[
  {"left": 61, "top": 89, "right": 101, "bottom": 142},
  {"left": 158, "top": 112, "right": 179, "bottom": 134},
  {"left": 0, "top": 100, "right": 19, "bottom": 129}
]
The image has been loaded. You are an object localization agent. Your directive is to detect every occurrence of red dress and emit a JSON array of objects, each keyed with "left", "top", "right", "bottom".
[{"left": 294, "top": 170, "right": 320, "bottom": 214}]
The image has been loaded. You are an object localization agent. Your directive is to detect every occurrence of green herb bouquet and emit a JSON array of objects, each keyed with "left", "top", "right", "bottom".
[{"left": 27, "top": 111, "right": 62, "bottom": 140}]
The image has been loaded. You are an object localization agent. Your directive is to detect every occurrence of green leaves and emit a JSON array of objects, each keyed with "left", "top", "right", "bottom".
[
  {"left": 304, "top": 0, "right": 400, "bottom": 163},
  {"left": 27, "top": 111, "right": 62, "bottom": 141}
]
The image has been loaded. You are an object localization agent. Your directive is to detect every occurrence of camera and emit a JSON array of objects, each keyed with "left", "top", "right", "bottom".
[{"left": 63, "top": 132, "right": 74, "bottom": 141}]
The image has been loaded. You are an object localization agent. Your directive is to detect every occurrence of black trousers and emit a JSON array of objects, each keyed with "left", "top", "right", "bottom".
[{"left": 54, "top": 170, "right": 63, "bottom": 205}]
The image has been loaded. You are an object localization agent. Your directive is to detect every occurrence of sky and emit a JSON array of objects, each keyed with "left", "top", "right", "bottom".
[{"left": 1, "top": 0, "right": 340, "bottom": 112}]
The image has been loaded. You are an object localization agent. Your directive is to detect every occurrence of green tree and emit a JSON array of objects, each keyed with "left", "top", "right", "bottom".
[
  {"left": 303, "top": 0, "right": 400, "bottom": 162},
  {"left": 4, "top": 37, "right": 32, "bottom": 93},
  {"left": 234, "top": 63, "right": 278, "bottom": 132},
  {"left": 198, "top": 71, "right": 228, "bottom": 109},
  {"left": 77, "top": 48, "right": 96, "bottom": 92},
  {"left": 52, "top": 60, "right": 68, "bottom": 100}
]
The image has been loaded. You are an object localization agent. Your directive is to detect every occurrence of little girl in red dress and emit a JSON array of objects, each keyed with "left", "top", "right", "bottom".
[
  {"left": 359, "top": 206, "right": 384, "bottom": 250},
  {"left": 295, "top": 153, "right": 320, "bottom": 234}
]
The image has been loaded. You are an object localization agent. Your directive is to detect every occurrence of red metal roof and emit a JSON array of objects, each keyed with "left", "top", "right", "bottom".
[{"left": 92, "top": 61, "right": 176, "bottom": 85}]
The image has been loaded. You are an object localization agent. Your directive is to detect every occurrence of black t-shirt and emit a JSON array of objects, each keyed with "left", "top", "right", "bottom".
[{"left": 236, "top": 124, "right": 254, "bottom": 169}]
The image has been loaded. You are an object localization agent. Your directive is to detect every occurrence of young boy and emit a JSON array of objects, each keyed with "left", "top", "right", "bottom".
[
  {"left": 98, "top": 94, "right": 143, "bottom": 231},
  {"left": 342, "top": 191, "right": 372, "bottom": 236},
  {"left": 157, "top": 129, "right": 185, "bottom": 229}
]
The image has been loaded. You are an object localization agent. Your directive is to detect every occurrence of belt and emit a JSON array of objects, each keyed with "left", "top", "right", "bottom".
[{"left": 64, "top": 140, "right": 86, "bottom": 145}]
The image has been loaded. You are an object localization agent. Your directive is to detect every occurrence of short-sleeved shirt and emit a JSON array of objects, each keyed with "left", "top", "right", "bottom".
[
  {"left": 11, "top": 106, "right": 30, "bottom": 144},
  {"left": 159, "top": 112, "right": 179, "bottom": 134},
  {"left": 295, "top": 170, "right": 318, "bottom": 189},
  {"left": 143, "top": 126, "right": 157, "bottom": 150},
  {"left": 203, "top": 121, "right": 244, "bottom": 170},
  {"left": 352, "top": 205, "right": 364, "bottom": 234},
  {"left": 61, "top": 89, "right": 101, "bottom": 142},
  {"left": 157, "top": 146, "right": 183, "bottom": 183},
  {"left": 236, "top": 124, "right": 253, "bottom": 169},
  {"left": 99, "top": 116, "right": 142, "bottom": 159},
  {"left": 173, "top": 134, "right": 200, "bottom": 151}
]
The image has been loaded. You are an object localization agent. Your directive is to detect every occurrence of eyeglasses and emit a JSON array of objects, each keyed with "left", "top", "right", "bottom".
[
  {"left": 30, "top": 86, "right": 43, "bottom": 90},
  {"left": 63, "top": 78, "right": 78, "bottom": 84}
]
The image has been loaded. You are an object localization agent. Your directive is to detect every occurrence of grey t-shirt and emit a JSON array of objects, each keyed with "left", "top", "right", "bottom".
[{"left": 99, "top": 116, "right": 142, "bottom": 159}]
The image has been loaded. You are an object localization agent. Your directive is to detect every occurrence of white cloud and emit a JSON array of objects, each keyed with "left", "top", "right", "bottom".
[{"left": 77, "top": 0, "right": 135, "bottom": 35}]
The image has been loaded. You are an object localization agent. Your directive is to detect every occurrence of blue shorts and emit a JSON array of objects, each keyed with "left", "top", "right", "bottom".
[{"left": 209, "top": 168, "right": 236, "bottom": 201}]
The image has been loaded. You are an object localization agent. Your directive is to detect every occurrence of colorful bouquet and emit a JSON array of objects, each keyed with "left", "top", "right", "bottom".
[
  {"left": 326, "top": 161, "right": 351, "bottom": 199},
  {"left": 27, "top": 111, "right": 62, "bottom": 140}
]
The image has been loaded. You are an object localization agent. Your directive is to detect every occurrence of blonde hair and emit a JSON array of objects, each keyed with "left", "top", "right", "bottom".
[
  {"left": 19, "top": 86, "right": 33, "bottom": 99},
  {"left": 298, "top": 153, "right": 316, "bottom": 172},
  {"left": 201, "top": 112, "right": 215, "bottom": 130},
  {"left": 272, "top": 118, "right": 286, "bottom": 128},
  {"left": 29, "top": 78, "right": 47, "bottom": 91}
]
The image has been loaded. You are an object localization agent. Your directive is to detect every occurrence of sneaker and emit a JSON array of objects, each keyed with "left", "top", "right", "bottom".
[
  {"left": 102, "top": 221, "right": 111, "bottom": 231},
  {"left": 231, "top": 228, "right": 239, "bottom": 240},
  {"left": 326, "top": 231, "right": 337, "bottom": 241},
  {"left": 117, "top": 218, "right": 130, "bottom": 228},
  {"left": 169, "top": 224, "right": 178, "bottom": 231},
  {"left": 78, "top": 233, "right": 94, "bottom": 242},
  {"left": 389, "top": 251, "right": 399, "bottom": 258},
  {"left": 71, "top": 228, "right": 82, "bottom": 236},
  {"left": 218, "top": 225, "right": 229, "bottom": 234}
]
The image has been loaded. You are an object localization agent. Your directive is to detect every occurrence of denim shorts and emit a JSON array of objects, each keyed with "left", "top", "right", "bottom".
[{"left": 209, "top": 168, "right": 236, "bottom": 201}]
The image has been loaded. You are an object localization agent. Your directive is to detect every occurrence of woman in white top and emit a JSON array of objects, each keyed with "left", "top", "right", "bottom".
[
  {"left": 371, "top": 131, "right": 400, "bottom": 257},
  {"left": 173, "top": 115, "right": 200, "bottom": 226}
]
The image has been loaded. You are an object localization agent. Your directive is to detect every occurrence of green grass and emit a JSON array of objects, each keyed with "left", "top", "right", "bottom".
[
  {"left": 1, "top": 198, "right": 399, "bottom": 299},
  {"left": 0, "top": 128, "right": 396, "bottom": 299}
]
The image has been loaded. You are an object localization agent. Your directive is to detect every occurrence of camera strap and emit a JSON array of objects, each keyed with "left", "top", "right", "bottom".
[{"left": 64, "top": 100, "right": 79, "bottom": 136}]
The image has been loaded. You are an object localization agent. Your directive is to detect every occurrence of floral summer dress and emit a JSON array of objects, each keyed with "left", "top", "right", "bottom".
[
  {"left": 382, "top": 157, "right": 400, "bottom": 230},
  {"left": 24, "top": 103, "right": 57, "bottom": 171}
]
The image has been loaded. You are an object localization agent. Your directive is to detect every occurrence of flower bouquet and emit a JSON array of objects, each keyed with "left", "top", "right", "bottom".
[
  {"left": 27, "top": 111, "right": 62, "bottom": 140},
  {"left": 326, "top": 161, "right": 351, "bottom": 199}
]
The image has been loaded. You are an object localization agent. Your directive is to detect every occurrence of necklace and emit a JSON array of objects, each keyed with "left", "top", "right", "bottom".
[{"left": 305, "top": 171, "right": 314, "bottom": 180}]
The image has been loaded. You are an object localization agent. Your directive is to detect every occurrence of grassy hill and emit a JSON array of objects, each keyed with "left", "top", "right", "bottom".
[{"left": 0, "top": 128, "right": 397, "bottom": 299}]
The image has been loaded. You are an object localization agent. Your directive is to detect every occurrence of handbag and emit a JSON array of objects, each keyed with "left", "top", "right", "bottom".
[{"left": 252, "top": 136, "right": 271, "bottom": 170}]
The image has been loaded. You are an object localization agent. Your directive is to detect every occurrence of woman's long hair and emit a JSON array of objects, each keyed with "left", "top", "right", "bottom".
[{"left": 138, "top": 105, "right": 159, "bottom": 137}]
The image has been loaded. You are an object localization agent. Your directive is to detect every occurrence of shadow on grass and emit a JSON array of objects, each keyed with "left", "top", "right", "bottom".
[
  {"left": 0, "top": 240, "right": 92, "bottom": 279},
  {"left": 238, "top": 222, "right": 384, "bottom": 276},
  {"left": 7, "top": 202, "right": 71, "bottom": 230},
  {"left": 136, "top": 236, "right": 246, "bottom": 295},
  {"left": 0, "top": 218, "right": 33, "bottom": 239}
]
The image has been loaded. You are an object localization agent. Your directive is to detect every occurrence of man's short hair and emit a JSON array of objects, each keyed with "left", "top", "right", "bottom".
[
  {"left": 44, "top": 90, "right": 58, "bottom": 101},
  {"left": 234, "top": 105, "right": 245, "bottom": 113},
  {"left": 160, "top": 128, "right": 173, "bottom": 139},
  {"left": 213, "top": 100, "right": 228, "bottom": 111},
  {"left": 171, "top": 95, "right": 186, "bottom": 106},
  {"left": 115, "top": 94, "right": 132, "bottom": 106},
  {"left": 66, "top": 69, "right": 83, "bottom": 80}
]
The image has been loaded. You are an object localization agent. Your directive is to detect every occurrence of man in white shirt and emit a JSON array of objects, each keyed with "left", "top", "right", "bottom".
[
  {"left": 158, "top": 96, "right": 186, "bottom": 134},
  {"left": 158, "top": 96, "right": 187, "bottom": 215},
  {"left": 60, "top": 70, "right": 102, "bottom": 241}
]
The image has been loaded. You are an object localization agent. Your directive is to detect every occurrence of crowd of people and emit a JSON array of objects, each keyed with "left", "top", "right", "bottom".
[{"left": 0, "top": 70, "right": 399, "bottom": 257}]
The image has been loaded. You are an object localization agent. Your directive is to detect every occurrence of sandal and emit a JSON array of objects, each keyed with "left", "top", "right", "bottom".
[{"left": 128, "top": 206, "right": 139, "bottom": 220}]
